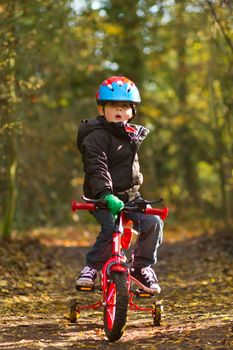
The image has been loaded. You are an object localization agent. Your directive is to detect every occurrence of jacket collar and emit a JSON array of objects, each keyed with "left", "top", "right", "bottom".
[{"left": 97, "top": 116, "right": 149, "bottom": 146}]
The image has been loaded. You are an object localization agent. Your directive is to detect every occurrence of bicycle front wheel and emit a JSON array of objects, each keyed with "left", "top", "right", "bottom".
[{"left": 104, "top": 271, "right": 128, "bottom": 341}]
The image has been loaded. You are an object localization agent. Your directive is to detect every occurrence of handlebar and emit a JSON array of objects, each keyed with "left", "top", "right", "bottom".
[
  {"left": 72, "top": 201, "right": 96, "bottom": 211},
  {"left": 144, "top": 206, "right": 169, "bottom": 220},
  {"left": 72, "top": 199, "right": 169, "bottom": 221}
]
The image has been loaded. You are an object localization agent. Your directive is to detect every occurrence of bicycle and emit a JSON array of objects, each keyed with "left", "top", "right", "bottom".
[{"left": 70, "top": 196, "right": 169, "bottom": 341}]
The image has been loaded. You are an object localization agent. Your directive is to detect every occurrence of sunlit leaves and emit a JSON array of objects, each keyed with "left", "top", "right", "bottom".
[
  {"left": 0, "top": 0, "right": 232, "bottom": 235},
  {"left": 101, "top": 22, "right": 123, "bottom": 36}
]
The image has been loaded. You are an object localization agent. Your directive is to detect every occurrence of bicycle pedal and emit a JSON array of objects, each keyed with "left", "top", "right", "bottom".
[
  {"left": 134, "top": 289, "right": 154, "bottom": 298},
  {"left": 76, "top": 285, "right": 95, "bottom": 292}
]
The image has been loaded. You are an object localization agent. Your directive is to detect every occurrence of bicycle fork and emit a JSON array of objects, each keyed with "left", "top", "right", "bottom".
[{"left": 102, "top": 230, "right": 130, "bottom": 298}]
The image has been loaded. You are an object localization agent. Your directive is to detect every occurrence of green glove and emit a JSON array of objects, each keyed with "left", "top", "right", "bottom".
[{"left": 102, "top": 194, "right": 124, "bottom": 219}]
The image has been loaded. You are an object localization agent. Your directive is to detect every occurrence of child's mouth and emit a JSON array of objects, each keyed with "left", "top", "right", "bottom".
[{"left": 115, "top": 114, "right": 121, "bottom": 119}]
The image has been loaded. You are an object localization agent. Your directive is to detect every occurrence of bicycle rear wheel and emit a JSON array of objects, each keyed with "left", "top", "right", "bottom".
[{"left": 103, "top": 271, "right": 128, "bottom": 341}]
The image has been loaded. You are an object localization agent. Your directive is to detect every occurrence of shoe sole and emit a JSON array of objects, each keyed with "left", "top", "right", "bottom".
[
  {"left": 76, "top": 280, "right": 95, "bottom": 288},
  {"left": 130, "top": 275, "right": 161, "bottom": 294}
]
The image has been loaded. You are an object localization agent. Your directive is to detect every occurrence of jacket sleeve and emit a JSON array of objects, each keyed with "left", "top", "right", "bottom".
[{"left": 81, "top": 130, "right": 113, "bottom": 198}]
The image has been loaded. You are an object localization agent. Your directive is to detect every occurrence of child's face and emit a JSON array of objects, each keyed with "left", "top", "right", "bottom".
[{"left": 98, "top": 102, "right": 133, "bottom": 123}]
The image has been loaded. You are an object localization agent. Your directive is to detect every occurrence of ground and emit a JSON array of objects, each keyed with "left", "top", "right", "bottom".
[{"left": 0, "top": 221, "right": 233, "bottom": 350}]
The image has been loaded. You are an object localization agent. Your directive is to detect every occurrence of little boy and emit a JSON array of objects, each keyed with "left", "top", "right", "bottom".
[{"left": 76, "top": 76, "right": 163, "bottom": 293}]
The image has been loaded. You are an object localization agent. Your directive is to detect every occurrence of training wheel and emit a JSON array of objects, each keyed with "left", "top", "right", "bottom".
[
  {"left": 152, "top": 301, "right": 163, "bottom": 326},
  {"left": 70, "top": 298, "right": 78, "bottom": 323}
]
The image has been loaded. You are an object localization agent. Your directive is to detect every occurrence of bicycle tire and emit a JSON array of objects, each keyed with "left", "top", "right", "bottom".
[{"left": 103, "top": 271, "right": 128, "bottom": 341}]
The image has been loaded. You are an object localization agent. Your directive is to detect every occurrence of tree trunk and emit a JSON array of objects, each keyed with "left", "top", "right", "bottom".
[
  {"left": 0, "top": 2, "right": 18, "bottom": 238},
  {"left": 175, "top": 0, "right": 199, "bottom": 205},
  {"left": 208, "top": 33, "right": 233, "bottom": 227}
]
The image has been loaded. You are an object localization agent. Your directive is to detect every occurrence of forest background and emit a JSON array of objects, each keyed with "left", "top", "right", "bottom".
[{"left": 0, "top": 0, "right": 232, "bottom": 238}]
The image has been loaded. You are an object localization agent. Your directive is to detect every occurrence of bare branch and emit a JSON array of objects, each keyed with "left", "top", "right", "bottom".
[{"left": 207, "top": 0, "right": 233, "bottom": 54}]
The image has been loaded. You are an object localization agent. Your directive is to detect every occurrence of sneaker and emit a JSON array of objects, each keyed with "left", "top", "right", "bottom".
[
  {"left": 130, "top": 266, "right": 161, "bottom": 294},
  {"left": 76, "top": 266, "right": 98, "bottom": 288}
]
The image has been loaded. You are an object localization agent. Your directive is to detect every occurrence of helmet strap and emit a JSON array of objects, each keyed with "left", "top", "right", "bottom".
[
  {"left": 131, "top": 104, "right": 136, "bottom": 116},
  {"left": 129, "top": 104, "right": 136, "bottom": 121}
]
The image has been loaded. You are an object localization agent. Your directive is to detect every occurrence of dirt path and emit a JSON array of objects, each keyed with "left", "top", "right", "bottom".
[{"left": 0, "top": 224, "right": 233, "bottom": 349}]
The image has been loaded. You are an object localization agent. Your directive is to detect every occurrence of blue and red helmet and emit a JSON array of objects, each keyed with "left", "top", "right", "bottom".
[{"left": 96, "top": 76, "right": 141, "bottom": 105}]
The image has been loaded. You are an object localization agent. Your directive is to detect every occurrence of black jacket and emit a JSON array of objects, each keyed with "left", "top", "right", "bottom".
[{"left": 77, "top": 116, "right": 149, "bottom": 201}]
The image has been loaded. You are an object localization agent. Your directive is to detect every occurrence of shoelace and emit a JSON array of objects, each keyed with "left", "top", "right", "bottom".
[
  {"left": 81, "top": 266, "right": 96, "bottom": 277},
  {"left": 141, "top": 267, "right": 157, "bottom": 283}
]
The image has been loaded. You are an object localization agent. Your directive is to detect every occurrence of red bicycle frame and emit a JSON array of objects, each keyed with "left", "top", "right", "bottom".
[
  {"left": 72, "top": 199, "right": 168, "bottom": 311},
  {"left": 70, "top": 198, "right": 169, "bottom": 341}
]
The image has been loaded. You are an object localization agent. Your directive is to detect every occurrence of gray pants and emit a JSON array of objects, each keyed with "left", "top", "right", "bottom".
[{"left": 86, "top": 206, "right": 164, "bottom": 271}]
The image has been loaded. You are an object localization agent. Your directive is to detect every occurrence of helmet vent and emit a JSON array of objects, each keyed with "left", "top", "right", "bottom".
[
  {"left": 127, "top": 82, "right": 133, "bottom": 92},
  {"left": 107, "top": 84, "right": 114, "bottom": 91},
  {"left": 117, "top": 80, "right": 123, "bottom": 86}
]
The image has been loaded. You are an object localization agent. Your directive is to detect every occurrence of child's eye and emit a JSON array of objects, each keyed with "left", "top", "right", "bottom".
[{"left": 109, "top": 103, "right": 130, "bottom": 108}]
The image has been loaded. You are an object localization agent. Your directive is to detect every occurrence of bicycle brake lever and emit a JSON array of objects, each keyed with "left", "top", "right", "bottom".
[
  {"left": 81, "top": 195, "right": 98, "bottom": 202},
  {"left": 144, "top": 198, "right": 164, "bottom": 205},
  {"left": 81, "top": 195, "right": 107, "bottom": 208}
]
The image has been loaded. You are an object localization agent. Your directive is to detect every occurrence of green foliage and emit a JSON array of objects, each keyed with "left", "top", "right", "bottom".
[{"left": 0, "top": 0, "right": 232, "bottom": 237}]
